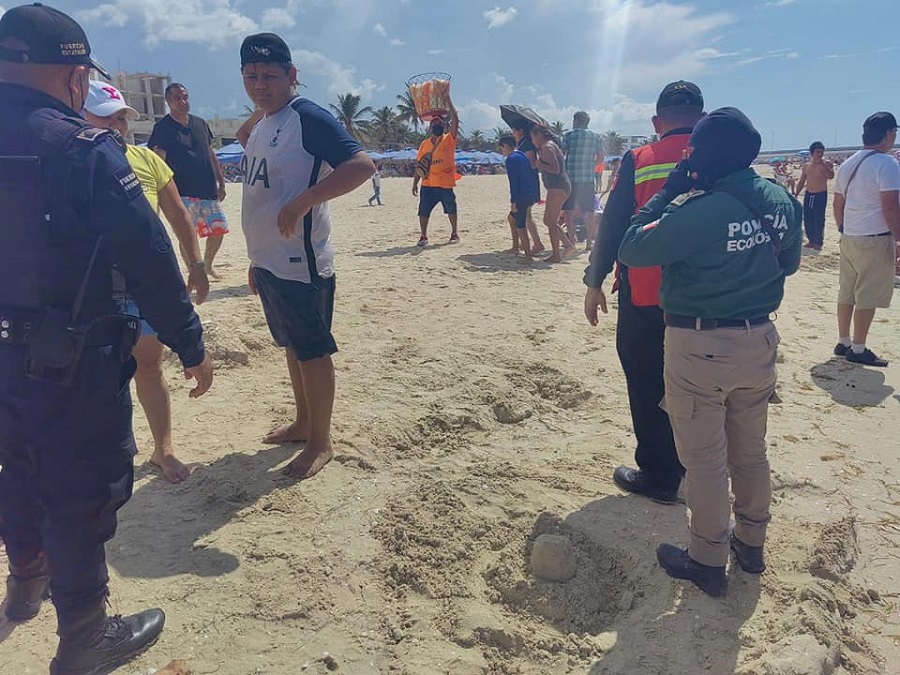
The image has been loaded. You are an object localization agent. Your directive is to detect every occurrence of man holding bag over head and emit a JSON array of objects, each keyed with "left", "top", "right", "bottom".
[{"left": 619, "top": 108, "right": 802, "bottom": 597}]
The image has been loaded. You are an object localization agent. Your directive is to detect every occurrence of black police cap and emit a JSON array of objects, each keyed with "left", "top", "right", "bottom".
[
  {"left": 241, "top": 33, "right": 292, "bottom": 67},
  {"left": 0, "top": 3, "right": 109, "bottom": 78},
  {"left": 656, "top": 81, "right": 703, "bottom": 112}
]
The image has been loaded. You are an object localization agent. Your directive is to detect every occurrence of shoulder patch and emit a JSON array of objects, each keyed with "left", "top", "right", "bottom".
[
  {"left": 75, "top": 127, "right": 112, "bottom": 144},
  {"left": 670, "top": 189, "right": 707, "bottom": 207},
  {"left": 113, "top": 165, "right": 143, "bottom": 201}
]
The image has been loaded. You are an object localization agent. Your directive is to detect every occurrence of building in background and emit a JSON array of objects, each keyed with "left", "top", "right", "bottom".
[{"left": 93, "top": 70, "right": 242, "bottom": 146}]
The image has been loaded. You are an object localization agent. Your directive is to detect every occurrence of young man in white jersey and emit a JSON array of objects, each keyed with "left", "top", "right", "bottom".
[{"left": 237, "top": 33, "right": 375, "bottom": 478}]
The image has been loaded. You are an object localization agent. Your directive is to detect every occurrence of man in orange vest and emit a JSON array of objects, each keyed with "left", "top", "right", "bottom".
[
  {"left": 412, "top": 100, "right": 460, "bottom": 246},
  {"left": 583, "top": 81, "right": 705, "bottom": 504}
]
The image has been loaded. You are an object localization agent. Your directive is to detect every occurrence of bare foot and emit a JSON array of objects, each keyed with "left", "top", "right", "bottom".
[
  {"left": 562, "top": 245, "right": 577, "bottom": 260},
  {"left": 546, "top": 254, "right": 562, "bottom": 263},
  {"left": 530, "top": 244, "right": 545, "bottom": 255},
  {"left": 518, "top": 255, "right": 534, "bottom": 264},
  {"left": 207, "top": 267, "right": 222, "bottom": 280},
  {"left": 263, "top": 421, "right": 309, "bottom": 444},
  {"left": 503, "top": 247, "right": 520, "bottom": 254},
  {"left": 150, "top": 452, "right": 191, "bottom": 483},
  {"left": 282, "top": 442, "right": 334, "bottom": 479}
]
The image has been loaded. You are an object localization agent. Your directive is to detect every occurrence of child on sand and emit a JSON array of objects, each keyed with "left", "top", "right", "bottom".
[{"left": 499, "top": 135, "right": 539, "bottom": 262}]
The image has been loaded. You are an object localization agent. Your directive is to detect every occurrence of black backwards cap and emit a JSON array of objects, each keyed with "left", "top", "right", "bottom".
[
  {"left": 0, "top": 3, "right": 109, "bottom": 78},
  {"left": 863, "top": 112, "right": 898, "bottom": 137},
  {"left": 656, "top": 80, "right": 703, "bottom": 112},
  {"left": 241, "top": 33, "right": 292, "bottom": 67}
]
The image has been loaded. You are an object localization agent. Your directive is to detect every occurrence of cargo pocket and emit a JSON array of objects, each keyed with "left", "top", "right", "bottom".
[
  {"left": 765, "top": 326, "right": 780, "bottom": 349},
  {"left": 661, "top": 393, "right": 694, "bottom": 420}
]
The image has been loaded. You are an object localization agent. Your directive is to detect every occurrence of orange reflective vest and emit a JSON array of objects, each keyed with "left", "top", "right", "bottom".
[{"left": 626, "top": 132, "right": 692, "bottom": 306}]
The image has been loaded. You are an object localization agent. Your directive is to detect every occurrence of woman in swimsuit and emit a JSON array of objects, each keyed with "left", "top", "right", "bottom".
[{"left": 531, "top": 125, "right": 576, "bottom": 263}]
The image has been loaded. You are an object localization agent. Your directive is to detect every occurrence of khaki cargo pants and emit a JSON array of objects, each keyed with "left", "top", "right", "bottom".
[{"left": 663, "top": 323, "right": 779, "bottom": 567}]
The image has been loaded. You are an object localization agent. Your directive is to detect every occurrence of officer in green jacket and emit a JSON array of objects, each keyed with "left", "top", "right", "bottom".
[{"left": 619, "top": 107, "right": 802, "bottom": 597}]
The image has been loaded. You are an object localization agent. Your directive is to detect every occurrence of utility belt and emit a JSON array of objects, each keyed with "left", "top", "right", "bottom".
[
  {"left": 0, "top": 306, "right": 139, "bottom": 385},
  {"left": 664, "top": 313, "right": 772, "bottom": 331}
]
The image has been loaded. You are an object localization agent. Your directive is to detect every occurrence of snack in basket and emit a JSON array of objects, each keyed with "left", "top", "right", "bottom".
[{"left": 408, "top": 77, "right": 451, "bottom": 121}]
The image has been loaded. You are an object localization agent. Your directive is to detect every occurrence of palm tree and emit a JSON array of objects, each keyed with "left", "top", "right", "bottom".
[
  {"left": 369, "top": 105, "right": 402, "bottom": 148},
  {"left": 396, "top": 91, "right": 420, "bottom": 134},
  {"left": 602, "top": 130, "right": 626, "bottom": 156},
  {"left": 469, "top": 129, "right": 486, "bottom": 151},
  {"left": 551, "top": 120, "right": 567, "bottom": 137},
  {"left": 330, "top": 93, "right": 373, "bottom": 141}
]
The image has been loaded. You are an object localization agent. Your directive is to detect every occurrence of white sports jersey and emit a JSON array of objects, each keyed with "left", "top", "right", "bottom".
[{"left": 241, "top": 96, "right": 362, "bottom": 283}]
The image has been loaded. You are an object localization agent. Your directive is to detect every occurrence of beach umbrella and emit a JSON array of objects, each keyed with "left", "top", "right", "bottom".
[
  {"left": 368, "top": 151, "right": 387, "bottom": 161},
  {"left": 499, "top": 104, "right": 549, "bottom": 129},
  {"left": 215, "top": 141, "right": 244, "bottom": 165},
  {"left": 795, "top": 150, "right": 810, "bottom": 157}
]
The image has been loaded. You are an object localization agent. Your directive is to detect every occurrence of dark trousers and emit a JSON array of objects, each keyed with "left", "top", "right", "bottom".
[
  {"left": 615, "top": 280, "right": 683, "bottom": 490},
  {"left": 803, "top": 191, "right": 828, "bottom": 247},
  {"left": 0, "top": 347, "right": 136, "bottom": 632}
]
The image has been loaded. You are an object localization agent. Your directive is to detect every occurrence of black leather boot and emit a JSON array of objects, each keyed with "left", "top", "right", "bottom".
[
  {"left": 730, "top": 533, "right": 766, "bottom": 573},
  {"left": 50, "top": 603, "right": 165, "bottom": 675},
  {"left": 4, "top": 552, "right": 51, "bottom": 621},
  {"left": 657, "top": 543, "right": 727, "bottom": 597},
  {"left": 613, "top": 466, "right": 679, "bottom": 505}
]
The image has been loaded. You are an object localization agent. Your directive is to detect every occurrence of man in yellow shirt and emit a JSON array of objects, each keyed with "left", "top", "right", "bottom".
[
  {"left": 412, "top": 99, "right": 460, "bottom": 246},
  {"left": 83, "top": 81, "right": 209, "bottom": 483}
]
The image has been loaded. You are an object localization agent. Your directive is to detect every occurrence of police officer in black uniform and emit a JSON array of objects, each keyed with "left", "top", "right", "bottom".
[{"left": 0, "top": 4, "right": 213, "bottom": 673}]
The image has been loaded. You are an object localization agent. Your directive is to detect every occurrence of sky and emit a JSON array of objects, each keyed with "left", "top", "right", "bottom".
[{"left": 3, "top": 0, "right": 898, "bottom": 150}]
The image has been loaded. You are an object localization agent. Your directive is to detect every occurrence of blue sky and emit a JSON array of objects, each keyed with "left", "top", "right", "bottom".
[{"left": 6, "top": 0, "right": 898, "bottom": 149}]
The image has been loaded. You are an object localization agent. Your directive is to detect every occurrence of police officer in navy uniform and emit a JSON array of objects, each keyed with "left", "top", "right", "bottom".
[{"left": 0, "top": 4, "right": 213, "bottom": 672}]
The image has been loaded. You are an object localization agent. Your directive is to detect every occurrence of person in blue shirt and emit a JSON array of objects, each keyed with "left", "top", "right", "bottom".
[{"left": 499, "top": 135, "right": 540, "bottom": 262}]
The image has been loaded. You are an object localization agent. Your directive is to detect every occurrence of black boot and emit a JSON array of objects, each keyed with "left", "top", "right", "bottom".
[
  {"left": 51, "top": 604, "right": 165, "bottom": 675},
  {"left": 613, "top": 466, "right": 678, "bottom": 505},
  {"left": 730, "top": 533, "right": 766, "bottom": 574},
  {"left": 656, "top": 543, "right": 727, "bottom": 597},
  {"left": 4, "top": 552, "right": 51, "bottom": 621}
]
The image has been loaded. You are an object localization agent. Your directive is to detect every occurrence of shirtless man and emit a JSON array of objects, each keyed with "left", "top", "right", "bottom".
[{"left": 795, "top": 141, "right": 835, "bottom": 250}]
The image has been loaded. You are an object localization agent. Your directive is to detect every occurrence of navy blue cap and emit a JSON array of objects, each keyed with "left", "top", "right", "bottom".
[{"left": 0, "top": 3, "right": 109, "bottom": 78}]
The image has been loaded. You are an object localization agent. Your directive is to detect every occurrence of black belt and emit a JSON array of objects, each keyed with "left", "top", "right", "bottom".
[
  {"left": 864, "top": 231, "right": 893, "bottom": 237},
  {"left": 664, "top": 313, "right": 772, "bottom": 331},
  {"left": 0, "top": 313, "right": 135, "bottom": 347}
]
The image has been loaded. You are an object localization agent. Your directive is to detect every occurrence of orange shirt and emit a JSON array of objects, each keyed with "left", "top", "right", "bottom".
[{"left": 418, "top": 133, "right": 457, "bottom": 188}]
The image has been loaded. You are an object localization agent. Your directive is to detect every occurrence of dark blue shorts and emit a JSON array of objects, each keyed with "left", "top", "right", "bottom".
[
  {"left": 252, "top": 268, "right": 337, "bottom": 362},
  {"left": 418, "top": 186, "right": 457, "bottom": 217},
  {"left": 511, "top": 202, "right": 533, "bottom": 229}
]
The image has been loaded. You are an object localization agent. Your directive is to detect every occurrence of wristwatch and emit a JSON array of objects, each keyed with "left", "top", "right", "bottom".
[{"left": 190, "top": 261, "right": 206, "bottom": 270}]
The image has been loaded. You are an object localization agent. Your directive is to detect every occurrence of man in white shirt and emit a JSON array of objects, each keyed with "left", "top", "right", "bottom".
[
  {"left": 236, "top": 33, "right": 375, "bottom": 478},
  {"left": 833, "top": 112, "right": 900, "bottom": 367}
]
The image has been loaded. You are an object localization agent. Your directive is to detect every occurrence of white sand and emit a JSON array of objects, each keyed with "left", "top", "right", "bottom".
[{"left": 1, "top": 172, "right": 897, "bottom": 674}]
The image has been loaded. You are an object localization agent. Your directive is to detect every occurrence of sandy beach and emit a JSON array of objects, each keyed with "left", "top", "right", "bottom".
[{"left": 1, "top": 171, "right": 898, "bottom": 674}]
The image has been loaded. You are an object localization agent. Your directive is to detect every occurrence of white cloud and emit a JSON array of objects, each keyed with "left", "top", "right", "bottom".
[
  {"left": 373, "top": 22, "right": 387, "bottom": 37},
  {"left": 427, "top": 49, "right": 446, "bottom": 55},
  {"left": 766, "top": 0, "right": 796, "bottom": 6},
  {"left": 389, "top": 38, "right": 405, "bottom": 47},
  {"left": 291, "top": 48, "right": 377, "bottom": 100},
  {"left": 483, "top": 6, "right": 518, "bottom": 29},
  {"left": 261, "top": 8, "right": 295, "bottom": 29},
  {"left": 77, "top": 1, "right": 258, "bottom": 49}
]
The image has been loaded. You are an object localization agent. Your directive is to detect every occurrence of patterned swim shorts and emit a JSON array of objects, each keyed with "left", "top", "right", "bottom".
[{"left": 181, "top": 197, "right": 229, "bottom": 238}]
